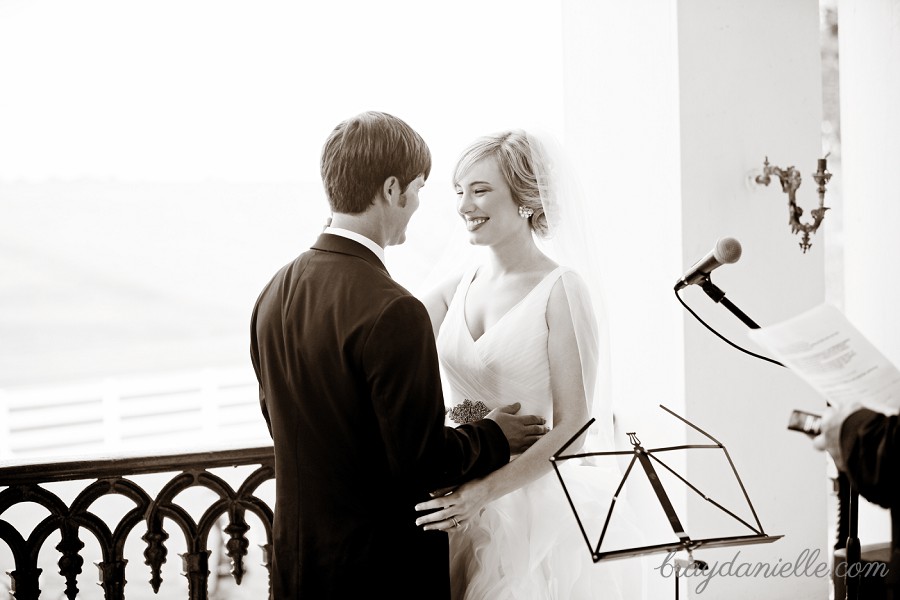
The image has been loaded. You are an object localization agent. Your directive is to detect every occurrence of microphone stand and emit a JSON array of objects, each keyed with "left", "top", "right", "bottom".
[
  {"left": 692, "top": 274, "right": 860, "bottom": 600},
  {"left": 698, "top": 278, "right": 761, "bottom": 330}
]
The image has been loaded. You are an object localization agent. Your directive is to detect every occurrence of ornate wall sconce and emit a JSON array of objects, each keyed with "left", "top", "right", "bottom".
[{"left": 754, "top": 156, "right": 831, "bottom": 253}]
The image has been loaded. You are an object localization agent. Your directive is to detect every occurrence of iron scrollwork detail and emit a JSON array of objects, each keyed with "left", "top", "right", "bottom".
[{"left": 0, "top": 446, "right": 275, "bottom": 600}]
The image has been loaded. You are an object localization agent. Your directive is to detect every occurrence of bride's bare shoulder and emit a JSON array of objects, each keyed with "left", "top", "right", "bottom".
[{"left": 421, "top": 270, "right": 466, "bottom": 314}]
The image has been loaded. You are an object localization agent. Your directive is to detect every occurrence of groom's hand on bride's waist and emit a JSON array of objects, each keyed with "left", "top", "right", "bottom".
[{"left": 485, "top": 402, "right": 548, "bottom": 454}]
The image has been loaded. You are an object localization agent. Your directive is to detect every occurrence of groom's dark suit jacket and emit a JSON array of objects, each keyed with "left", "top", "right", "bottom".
[{"left": 251, "top": 233, "right": 509, "bottom": 599}]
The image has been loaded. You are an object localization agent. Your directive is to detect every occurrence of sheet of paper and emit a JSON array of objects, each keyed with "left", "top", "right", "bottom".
[{"left": 747, "top": 303, "right": 900, "bottom": 413}]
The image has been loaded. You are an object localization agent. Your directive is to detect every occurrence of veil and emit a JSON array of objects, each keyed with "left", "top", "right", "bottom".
[
  {"left": 526, "top": 130, "right": 614, "bottom": 451},
  {"left": 529, "top": 132, "right": 644, "bottom": 598}
]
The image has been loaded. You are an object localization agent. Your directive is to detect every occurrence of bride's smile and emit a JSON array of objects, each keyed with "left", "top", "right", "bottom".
[
  {"left": 465, "top": 217, "right": 489, "bottom": 231},
  {"left": 454, "top": 156, "right": 530, "bottom": 245}
]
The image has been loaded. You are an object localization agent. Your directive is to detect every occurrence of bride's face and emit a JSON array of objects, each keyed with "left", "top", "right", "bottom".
[{"left": 454, "top": 157, "right": 527, "bottom": 246}]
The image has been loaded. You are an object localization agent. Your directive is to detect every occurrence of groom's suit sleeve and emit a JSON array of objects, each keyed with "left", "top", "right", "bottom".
[
  {"left": 248, "top": 296, "right": 272, "bottom": 438},
  {"left": 363, "top": 294, "right": 510, "bottom": 490}
]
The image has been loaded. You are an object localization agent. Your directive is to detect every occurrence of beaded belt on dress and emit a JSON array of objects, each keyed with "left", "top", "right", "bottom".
[{"left": 447, "top": 399, "right": 490, "bottom": 424}]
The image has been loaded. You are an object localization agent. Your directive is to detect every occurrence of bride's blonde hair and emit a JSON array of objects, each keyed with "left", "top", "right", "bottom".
[{"left": 452, "top": 130, "right": 550, "bottom": 238}]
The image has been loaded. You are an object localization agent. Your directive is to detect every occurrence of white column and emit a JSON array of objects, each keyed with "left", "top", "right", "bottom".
[
  {"left": 563, "top": 1, "right": 828, "bottom": 598},
  {"left": 678, "top": 2, "right": 827, "bottom": 597},
  {"left": 837, "top": 0, "right": 899, "bottom": 549}
]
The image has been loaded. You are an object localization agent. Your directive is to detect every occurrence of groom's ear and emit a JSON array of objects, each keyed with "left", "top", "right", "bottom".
[{"left": 381, "top": 176, "right": 401, "bottom": 206}]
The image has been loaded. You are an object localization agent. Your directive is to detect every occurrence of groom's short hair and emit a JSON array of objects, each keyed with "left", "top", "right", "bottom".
[{"left": 321, "top": 111, "right": 432, "bottom": 214}]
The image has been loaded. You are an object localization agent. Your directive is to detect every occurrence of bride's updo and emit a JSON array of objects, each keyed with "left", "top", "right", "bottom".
[{"left": 453, "top": 130, "right": 550, "bottom": 238}]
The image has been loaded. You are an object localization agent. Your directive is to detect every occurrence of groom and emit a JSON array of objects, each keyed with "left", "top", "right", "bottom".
[{"left": 250, "top": 111, "right": 546, "bottom": 599}]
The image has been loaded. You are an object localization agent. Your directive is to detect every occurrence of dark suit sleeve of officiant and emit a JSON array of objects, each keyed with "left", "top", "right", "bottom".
[
  {"left": 363, "top": 295, "right": 510, "bottom": 489},
  {"left": 840, "top": 408, "right": 900, "bottom": 509}
]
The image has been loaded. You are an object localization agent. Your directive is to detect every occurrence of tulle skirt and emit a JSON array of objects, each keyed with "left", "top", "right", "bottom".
[{"left": 448, "top": 465, "right": 641, "bottom": 600}]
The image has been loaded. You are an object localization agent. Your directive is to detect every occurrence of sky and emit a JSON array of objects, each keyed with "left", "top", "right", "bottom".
[
  {"left": 0, "top": 0, "right": 565, "bottom": 183},
  {"left": 0, "top": 0, "right": 569, "bottom": 389}
]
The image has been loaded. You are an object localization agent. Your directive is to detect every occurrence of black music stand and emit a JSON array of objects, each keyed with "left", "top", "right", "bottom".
[{"left": 551, "top": 405, "right": 782, "bottom": 599}]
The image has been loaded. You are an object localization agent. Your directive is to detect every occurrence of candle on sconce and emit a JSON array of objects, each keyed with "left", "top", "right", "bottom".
[{"left": 817, "top": 158, "right": 827, "bottom": 172}]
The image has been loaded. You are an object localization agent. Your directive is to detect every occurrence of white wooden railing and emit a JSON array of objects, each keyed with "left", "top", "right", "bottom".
[{"left": 0, "top": 367, "right": 270, "bottom": 461}]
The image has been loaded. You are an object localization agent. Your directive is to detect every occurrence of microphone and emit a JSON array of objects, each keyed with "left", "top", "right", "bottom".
[{"left": 674, "top": 237, "right": 742, "bottom": 291}]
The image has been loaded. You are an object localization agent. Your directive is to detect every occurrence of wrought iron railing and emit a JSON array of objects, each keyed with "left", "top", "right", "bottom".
[{"left": 0, "top": 445, "right": 275, "bottom": 600}]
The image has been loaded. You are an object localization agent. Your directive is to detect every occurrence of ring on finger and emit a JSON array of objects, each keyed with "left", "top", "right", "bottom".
[{"left": 451, "top": 517, "right": 459, "bottom": 528}]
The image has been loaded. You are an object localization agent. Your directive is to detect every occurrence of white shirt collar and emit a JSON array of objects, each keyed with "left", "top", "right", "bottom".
[{"left": 323, "top": 226, "right": 386, "bottom": 265}]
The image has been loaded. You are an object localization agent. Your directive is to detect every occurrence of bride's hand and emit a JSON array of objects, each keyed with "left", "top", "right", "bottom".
[{"left": 414, "top": 479, "right": 491, "bottom": 532}]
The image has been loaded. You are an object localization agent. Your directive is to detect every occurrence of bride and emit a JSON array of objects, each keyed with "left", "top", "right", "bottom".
[{"left": 415, "top": 130, "right": 635, "bottom": 599}]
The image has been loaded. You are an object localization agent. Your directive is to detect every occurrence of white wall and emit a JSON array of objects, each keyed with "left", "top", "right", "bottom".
[
  {"left": 565, "top": 1, "right": 829, "bottom": 598},
  {"left": 838, "top": 0, "right": 899, "bottom": 551},
  {"left": 839, "top": 0, "right": 900, "bottom": 381}
]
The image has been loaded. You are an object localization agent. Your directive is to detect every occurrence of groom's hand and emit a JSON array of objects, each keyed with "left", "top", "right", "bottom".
[{"left": 485, "top": 402, "right": 548, "bottom": 454}]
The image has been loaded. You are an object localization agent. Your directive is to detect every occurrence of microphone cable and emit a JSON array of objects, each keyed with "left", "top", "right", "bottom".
[{"left": 674, "top": 288, "right": 784, "bottom": 368}]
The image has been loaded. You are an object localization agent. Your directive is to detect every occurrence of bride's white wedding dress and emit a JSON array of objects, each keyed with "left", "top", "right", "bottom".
[{"left": 438, "top": 264, "right": 634, "bottom": 600}]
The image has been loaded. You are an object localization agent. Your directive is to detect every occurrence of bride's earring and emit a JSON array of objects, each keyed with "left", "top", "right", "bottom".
[{"left": 518, "top": 205, "right": 534, "bottom": 219}]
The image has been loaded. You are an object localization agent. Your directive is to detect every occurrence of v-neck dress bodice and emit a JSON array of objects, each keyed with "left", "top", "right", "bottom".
[
  {"left": 435, "top": 264, "right": 637, "bottom": 600},
  {"left": 438, "top": 266, "right": 566, "bottom": 426}
]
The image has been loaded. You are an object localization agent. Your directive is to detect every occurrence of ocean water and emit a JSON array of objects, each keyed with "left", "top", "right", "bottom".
[{"left": 0, "top": 180, "right": 459, "bottom": 389}]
